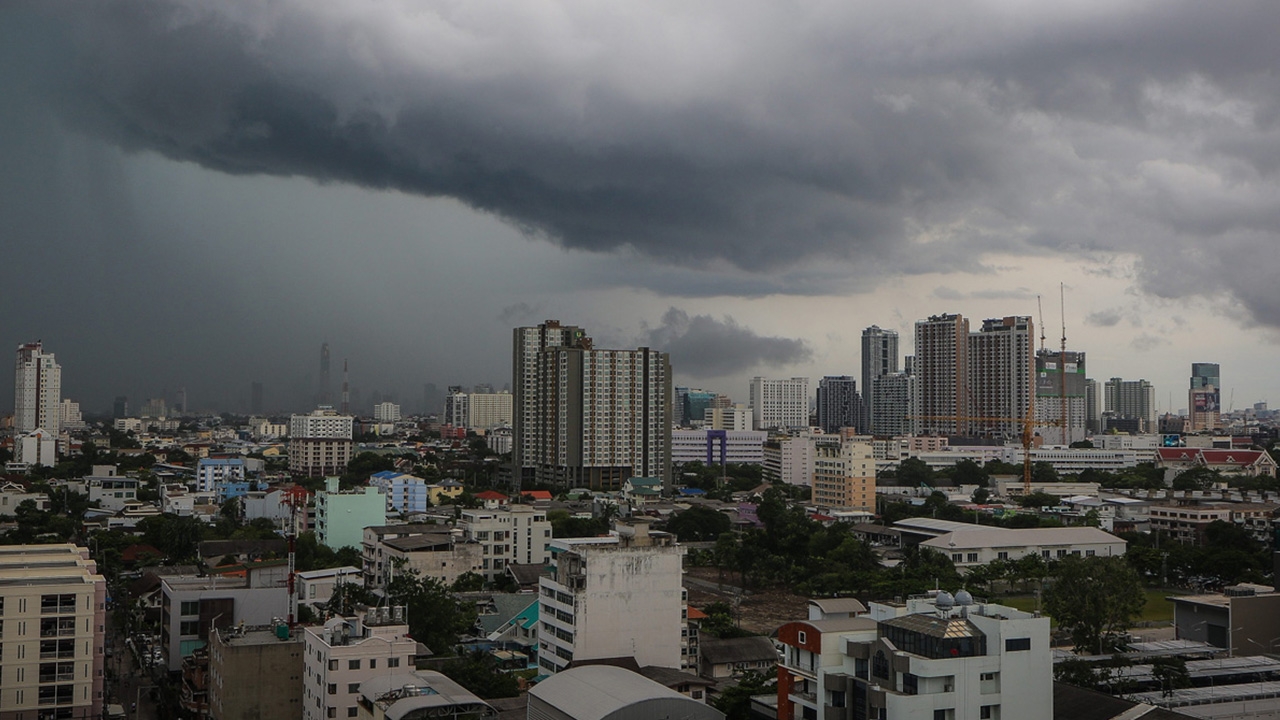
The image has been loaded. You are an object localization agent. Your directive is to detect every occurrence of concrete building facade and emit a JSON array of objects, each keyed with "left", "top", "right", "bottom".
[
  {"left": 0, "top": 544, "right": 106, "bottom": 720},
  {"left": 316, "top": 477, "right": 387, "bottom": 551},
  {"left": 461, "top": 506, "right": 553, "bottom": 581},
  {"left": 749, "top": 377, "right": 810, "bottom": 431},
  {"left": 671, "top": 429, "right": 767, "bottom": 467},
  {"left": 862, "top": 326, "right": 900, "bottom": 432},
  {"left": 967, "top": 316, "right": 1035, "bottom": 439},
  {"left": 812, "top": 436, "right": 876, "bottom": 511},
  {"left": 915, "top": 314, "right": 970, "bottom": 436},
  {"left": 538, "top": 522, "right": 685, "bottom": 674},
  {"left": 14, "top": 341, "right": 62, "bottom": 435},
  {"left": 302, "top": 609, "right": 418, "bottom": 720},
  {"left": 208, "top": 626, "right": 304, "bottom": 720}
]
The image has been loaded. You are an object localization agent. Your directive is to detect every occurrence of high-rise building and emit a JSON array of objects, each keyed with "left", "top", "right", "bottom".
[
  {"left": 538, "top": 521, "right": 684, "bottom": 675},
  {"left": 59, "top": 399, "right": 84, "bottom": 430},
  {"left": 112, "top": 395, "right": 129, "bottom": 419},
  {"left": 443, "top": 391, "right": 469, "bottom": 428},
  {"left": 514, "top": 321, "right": 671, "bottom": 491},
  {"left": 140, "top": 397, "right": 168, "bottom": 418},
  {"left": 0, "top": 544, "right": 107, "bottom": 719},
  {"left": 749, "top": 377, "right": 810, "bottom": 431},
  {"left": 1034, "top": 350, "right": 1087, "bottom": 445},
  {"left": 512, "top": 321, "right": 587, "bottom": 486},
  {"left": 1084, "top": 378, "right": 1100, "bottom": 434},
  {"left": 913, "top": 314, "right": 969, "bottom": 435},
  {"left": 682, "top": 390, "right": 717, "bottom": 428},
  {"left": 861, "top": 326, "right": 899, "bottom": 430},
  {"left": 250, "top": 381, "right": 264, "bottom": 415},
  {"left": 1189, "top": 362, "right": 1221, "bottom": 432},
  {"left": 466, "top": 391, "right": 513, "bottom": 430},
  {"left": 15, "top": 341, "right": 62, "bottom": 435},
  {"left": 968, "top": 316, "right": 1035, "bottom": 439},
  {"left": 870, "top": 372, "right": 918, "bottom": 437},
  {"left": 816, "top": 376, "right": 862, "bottom": 434},
  {"left": 1104, "top": 378, "right": 1156, "bottom": 432}
]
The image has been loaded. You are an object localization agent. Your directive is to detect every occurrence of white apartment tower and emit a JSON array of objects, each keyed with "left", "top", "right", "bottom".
[
  {"left": 749, "top": 377, "right": 810, "bottom": 431},
  {"left": 15, "top": 341, "right": 62, "bottom": 435},
  {"left": 538, "top": 522, "right": 685, "bottom": 675},
  {"left": 914, "top": 314, "right": 969, "bottom": 436},
  {"left": 372, "top": 402, "right": 401, "bottom": 422},
  {"left": 512, "top": 321, "right": 587, "bottom": 486},
  {"left": 467, "top": 391, "right": 513, "bottom": 430},
  {"left": 289, "top": 408, "right": 355, "bottom": 477},
  {"left": 967, "top": 316, "right": 1035, "bottom": 439}
]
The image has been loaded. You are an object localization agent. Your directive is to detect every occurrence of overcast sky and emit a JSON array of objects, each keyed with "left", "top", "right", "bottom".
[{"left": 4, "top": 0, "right": 1280, "bottom": 416}]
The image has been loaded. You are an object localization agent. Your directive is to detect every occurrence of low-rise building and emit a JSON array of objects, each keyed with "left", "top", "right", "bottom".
[
  {"left": 296, "top": 566, "right": 363, "bottom": 611},
  {"left": 196, "top": 457, "right": 247, "bottom": 493},
  {"left": 920, "top": 527, "right": 1126, "bottom": 571},
  {"left": 699, "top": 635, "right": 779, "bottom": 680},
  {"left": 159, "top": 563, "right": 290, "bottom": 671},
  {"left": 528, "top": 665, "right": 724, "bottom": 720},
  {"left": 778, "top": 592, "right": 1051, "bottom": 720},
  {"left": 302, "top": 608, "right": 419, "bottom": 720},
  {"left": 316, "top": 477, "right": 387, "bottom": 550},
  {"left": 367, "top": 471, "right": 430, "bottom": 514},
  {"left": 208, "top": 625, "right": 304, "bottom": 720},
  {"left": 460, "top": 505, "right": 553, "bottom": 581},
  {"left": 1149, "top": 504, "right": 1233, "bottom": 544},
  {"left": 87, "top": 475, "right": 140, "bottom": 512},
  {"left": 0, "top": 480, "right": 50, "bottom": 512},
  {"left": 671, "top": 429, "right": 766, "bottom": 465},
  {"left": 377, "top": 534, "right": 483, "bottom": 589}
]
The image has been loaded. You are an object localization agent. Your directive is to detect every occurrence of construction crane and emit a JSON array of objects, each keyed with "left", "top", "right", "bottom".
[
  {"left": 1059, "top": 283, "right": 1069, "bottom": 446},
  {"left": 910, "top": 413, "right": 1063, "bottom": 495}
]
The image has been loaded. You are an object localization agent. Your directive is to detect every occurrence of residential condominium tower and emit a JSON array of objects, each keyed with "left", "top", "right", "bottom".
[
  {"left": 1104, "top": 378, "right": 1156, "bottom": 432},
  {"left": 861, "top": 326, "right": 899, "bottom": 431},
  {"left": 1035, "top": 349, "right": 1087, "bottom": 445},
  {"left": 749, "top": 377, "right": 810, "bottom": 431},
  {"left": 967, "top": 316, "right": 1035, "bottom": 439},
  {"left": 512, "top": 321, "right": 587, "bottom": 486},
  {"left": 14, "top": 341, "right": 62, "bottom": 435},
  {"left": 913, "top": 314, "right": 969, "bottom": 436},
  {"left": 816, "top": 376, "right": 862, "bottom": 434},
  {"left": 515, "top": 321, "right": 672, "bottom": 491}
]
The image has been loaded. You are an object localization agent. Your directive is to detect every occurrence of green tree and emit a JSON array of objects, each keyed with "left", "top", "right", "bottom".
[
  {"left": 897, "top": 458, "right": 935, "bottom": 487},
  {"left": 1171, "top": 467, "right": 1220, "bottom": 492},
  {"left": 1043, "top": 555, "right": 1145, "bottom": 654},
  {"left": 137, "top": 514, "right": 205, "bottom": 562},
  {"left": 450, "top": 572, "right": 485, "bottom": 592},
  {"left": 665, "top": 505, "right": 732, "bottom": 542},
  {"left": 971, "top": 487, "right": 991, "bottom": 504},
  {"left": 1031, "top": 462, "right": 1060, "bottom": 484},
  {"left": 711, "top": 670, "right": 774, "bottom": 720},
  {"left": 342, "top": 452, "right": 395, "bottom": 486},
  {"left": 1151, "top": 657, "right": 1192, "bottom": 697},
  {"left": 953, "top": 459, "right": 990, "bottom": 487},
  {"left": 384, "top": 564, "right": 476, "bottom": 654},
  {"left": 1019, "top": 491, "right": 1060, "bottom": 508},
  {"left": 548, "top": 509, "right": 610, "bottom": 538},
  {"left": 440, "top": 651, "right": 520, "bottom": 699}
]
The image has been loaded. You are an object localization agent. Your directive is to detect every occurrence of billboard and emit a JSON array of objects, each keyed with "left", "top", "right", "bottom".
[{"left": 1192, "top": 389, "right": 1220, "bottom": 413}]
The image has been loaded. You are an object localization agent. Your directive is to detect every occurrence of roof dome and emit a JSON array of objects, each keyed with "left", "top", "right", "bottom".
[
  {"left": 935, "top": 591, "right": 955, "bottom": 609},
  {"left": 955, "top": 590, "right": 974, "bottom": 606}
]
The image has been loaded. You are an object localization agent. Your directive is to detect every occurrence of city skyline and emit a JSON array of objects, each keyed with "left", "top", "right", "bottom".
[{"left": 4, "top": 3, "right": 1280, "bottom": 415}]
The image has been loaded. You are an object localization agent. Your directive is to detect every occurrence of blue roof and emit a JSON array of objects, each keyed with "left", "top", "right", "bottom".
[
  {"left": 678, "top": 488, "right": 708, "bottom": 496},
  {"left": 370, "top": 470, "right": 401, "bottom": 480},
  {"left": 198, "top": 458, "right": 244, "bottom": 467}
]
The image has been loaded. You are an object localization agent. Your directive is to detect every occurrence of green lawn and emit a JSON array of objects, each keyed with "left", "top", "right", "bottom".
[{"left": 998, "top": 588, "right": 1181, "bottom": 627}]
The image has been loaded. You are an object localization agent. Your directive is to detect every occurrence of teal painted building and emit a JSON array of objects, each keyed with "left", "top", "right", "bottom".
[{"left": 315, "top": 477, "right": 387, "bottom": 550}]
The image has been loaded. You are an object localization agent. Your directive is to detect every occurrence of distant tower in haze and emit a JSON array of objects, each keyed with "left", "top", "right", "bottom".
[
  {"left": 318, "top": 342, "right": 332, "bottom": 406},
  {"left": 1189, "top": 362, "right": 1221, "bottom": 431},
  {"left": 251, "top": 381, "right": 264, "bottom": 415},
  {"left": 15, "top": 341, "right": 62, "bottom": 434},
  {"left": 113, "top": 395, "right": 129, "bottom": 419},
  {"left": 341, "top": 360, "right": 350, "bottom": 416}
]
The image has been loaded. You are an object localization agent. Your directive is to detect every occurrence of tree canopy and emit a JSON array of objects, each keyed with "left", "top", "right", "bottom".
[{"left": 1043, "top": 555, "right": 1145, "bottom": 653}]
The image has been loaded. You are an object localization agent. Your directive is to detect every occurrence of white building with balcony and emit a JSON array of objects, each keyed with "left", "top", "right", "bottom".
[{"left": 302, "top": 607, "right": 419, "bottom": 720}]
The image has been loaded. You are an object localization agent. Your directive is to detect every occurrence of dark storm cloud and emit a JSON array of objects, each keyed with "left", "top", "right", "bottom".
[
  {"left": 6, "top": 1, "right": 1280, "bottom": 324},
  {"left": 639, "top": 309, "right": 811, "bottom": 378}
]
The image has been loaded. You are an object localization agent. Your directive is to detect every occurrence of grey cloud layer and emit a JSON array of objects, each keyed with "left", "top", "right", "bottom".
[
  {"left": 7, "top": 1, "right": 1280, "bottom": 323},
  {"left": 640, "top": 309, "right": 811, "bottom": 378}
]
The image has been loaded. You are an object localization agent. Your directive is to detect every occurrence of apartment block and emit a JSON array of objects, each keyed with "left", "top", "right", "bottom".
[
  {"left": 289, "top": 409, "right": 355, "bottom": 477},
  {"left": 316, "top": 477, "right": 387, "bottom": 551},
  {"left": 749, "top": 377, "right": 810, "bottom": 431},
  {"left": 159, "top": 563, "right": 290, "bottom": 671},
  {"left": 196, "top": 457, "right": 246, "bottom": 493},
  {"left": 967, "top": 316, "right": 1034, "bottom": 439},
  {"left": 0, "top": 544, "right": 106, "bottom": 720},
  {"left": 538, "top": 521, "right": 685, "bottom": 674},
  {"left": 461, "top": 505, "right": 553, "bottom": 581},
  {"left": 301, "top": 608, "right": 418, "bottom": 720},
  {"left": 812, "top": 437, "right": 876, "bottom": 511},
  {"left": 914, "top": 314, "right": 969, "bottom": 436},
  {"left": 208, "top": 625, "right": 304, "bottom": 720}
]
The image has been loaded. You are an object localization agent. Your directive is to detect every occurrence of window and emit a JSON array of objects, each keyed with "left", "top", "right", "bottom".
[
  {"left": 348, "top": 659, "right": 360, "bottom": 670},
  {"left": 1085, "top": 550, "right": 1095, "bottom": 556},
  {"left": 327, "top": 684, "right": 336, "bottom": 695},
  {"left": 370, "top": 659, "right": 376, "bottom": 669},
  {"left": 951, "top": 553, "right": 963, "bottom": 562},
  {"left": 796, "top": 631, "right": 807, "bottom": 645},
  {"left": 934, "top": 711, "right": 949, "bottom": 720},
  {"left": 981, "top": 706, "right": 995, "bottom": 719},
  {"left": 179, "top": 621, "right": 201, "bottom": 636},
  {"left": 347, "top": 708, "right": 359, "bottom": 718},
  {"left": 328, "top": 659, "right": 338, "bottom": 671},
  {"left": 327, "top": 709, "right": 336, "bottom": 718},
  {"left": 348, "top": 683, "right": 360, "bottom": 694},
  {"left": 966, "top": 553, "right": 979, "bottom": 563},
  {"left": 179, "top": 601, "right": 199, "bottom": 616},
  {"left": 1006, "top": 638, "right": 1031, "bottom": 652},
  {"left": 388, "top": 658, "right": 400, "bottom": 668},
  {"left": 872, "top": 651, "right": 889, "bottom": 680},
  {"left": 996, "top": 552, "right": 1008, "bottom": 560}
]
